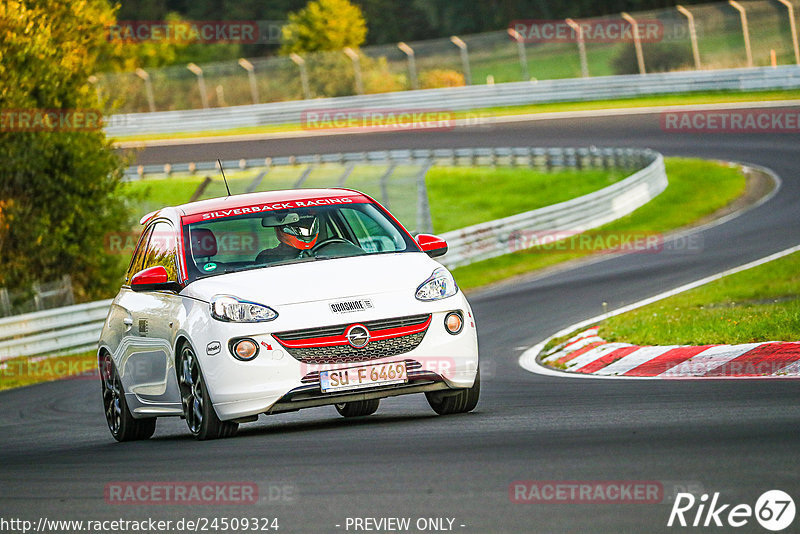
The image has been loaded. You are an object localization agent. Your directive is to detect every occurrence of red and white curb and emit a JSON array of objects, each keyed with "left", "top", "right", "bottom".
[
  {"left": 538, "top": 327, "right": 800, "bottom": 378},
  {"left": 520, "top": 242, "right": 800, "bottom": 380}
]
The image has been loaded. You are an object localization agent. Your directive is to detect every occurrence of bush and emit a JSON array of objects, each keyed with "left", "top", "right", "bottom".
[
  {"left": 419, "top": 69, "right": 466, "bottom": 89},
  {"left": 611, "top": 42, "right": 693, "bottom": 75}
]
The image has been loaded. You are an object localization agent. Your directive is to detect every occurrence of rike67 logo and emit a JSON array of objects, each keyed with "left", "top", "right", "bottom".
[{"left": 668, "top": 490, "right": 795, "bottom": 531}]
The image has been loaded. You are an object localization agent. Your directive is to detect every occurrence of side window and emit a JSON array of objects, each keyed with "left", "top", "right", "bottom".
[
  {"left": 126, "top": 225, "right": 154, "bottom": 282},
  {"left": 141, "top": 221, "right": 179, "bottom": 282}
]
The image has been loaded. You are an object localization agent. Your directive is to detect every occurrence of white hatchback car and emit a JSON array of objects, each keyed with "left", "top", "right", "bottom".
[{"left": 99, "top": 189, "right": 479, "bottom": 441}]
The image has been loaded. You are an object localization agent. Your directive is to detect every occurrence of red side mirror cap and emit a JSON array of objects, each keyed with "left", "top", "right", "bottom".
[
  {"left": 130, "top": 266, "right": 178, "bottom": 292},
  {"left": 416, "top": 234, "right": 448, "bottom": 258}
]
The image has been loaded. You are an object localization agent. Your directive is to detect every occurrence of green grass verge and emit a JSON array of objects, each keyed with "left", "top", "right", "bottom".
[
  {"left": 112, "top": 89, "right": 800, "bottom": 143},
  {"left": 426, "top": 167, "right": 625, "bottom": 233},
  {"left": 598, "top": 252, "right": 800, "bottom": 346},
  {"left": 452, "top": 158, "right": 747, "bottom": 290},
  {"left": 0, "top": 352, "right": 97, "bottom": 392}
]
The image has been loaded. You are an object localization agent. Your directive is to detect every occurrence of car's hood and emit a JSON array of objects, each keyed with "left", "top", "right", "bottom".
[{"left": 183, "top": 253, "right": 441, "bottom": 305}]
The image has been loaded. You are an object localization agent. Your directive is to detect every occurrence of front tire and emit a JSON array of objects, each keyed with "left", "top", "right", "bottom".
[
  {"left": 178, "top": 343, "right": 238, "bottom": 440},
  {"left": 100, "top": 354, "right": 157, "bottom": 442},
  {"left": 425, "top": 368, "right": 480, "bottom": 415},
  {"left": 335, "top": 399, "right": 380, "bottom": 417}
]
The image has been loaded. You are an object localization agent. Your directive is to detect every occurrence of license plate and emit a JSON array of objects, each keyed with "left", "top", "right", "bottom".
[{"left": 320, "top": 362, "right": 407, "bottom": 393}]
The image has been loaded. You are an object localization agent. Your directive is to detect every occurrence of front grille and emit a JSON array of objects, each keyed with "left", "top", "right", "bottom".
[
  {"left": 287, "top": 331, "right": 426, "bottom": 365},
  {"left": 275, "top": 314, "right": 430, "bottom": 341}
]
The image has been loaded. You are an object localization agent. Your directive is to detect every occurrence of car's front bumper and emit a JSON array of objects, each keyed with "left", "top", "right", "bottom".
[{"left": 195, "top": 294, "right": 479, "bottom": 421}]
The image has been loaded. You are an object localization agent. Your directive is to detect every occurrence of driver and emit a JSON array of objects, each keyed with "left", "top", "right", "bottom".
[{"left": 257, "top": 213, "right": 319, "bottom": 262}]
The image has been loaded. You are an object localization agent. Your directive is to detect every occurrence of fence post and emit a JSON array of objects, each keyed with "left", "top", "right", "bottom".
[
  {"left": 344, "top": 47, "right": 364, "bottom": 95},
  {"left": 450, "top": 36, "right": 472, "bottom": 85},
  {"left": 397, "top": 42, "right": 418, "bottom": 90},
  {"left": 621, "top": 12, "right": 646, "bottom": 75},
  {"left": 777, "top": 0, "right": 800, "bottom": 66},
  {"left": 728, "top": 1, "right": 753, "bottom": 68},
  {"left": 289, "top": 54, "right": 312, "bottom": 100},
  {"left": 677, "top": 6, "right": 702, "bottom": 70},
  {"left": 0, "top": 288, "right": 10, "bottom": 317},
  {"left": 187, "top": 63, "right": 209, "bottom": 109},
  {"left": 238, "top": 58, "right": 260, "bottom": 104},
  {"left": 416, "top": 160, "right": 434, "bottom": 234},
  {"left": 507, "top": 29, "right": 530, "bottom": 81},
  {"left": 565, "top": 19, "right": 590, "bottom": 78},
  {"left": 135, "top": 68, "right": 156, "bottom": 112}
]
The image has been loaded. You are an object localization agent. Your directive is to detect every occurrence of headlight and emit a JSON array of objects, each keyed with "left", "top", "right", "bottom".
[
  {"left": 210, "top": 295, "right": 278, "bottom": 322},
  {"left": 415, "top": 267, "right": 458, "bottom": 301}
]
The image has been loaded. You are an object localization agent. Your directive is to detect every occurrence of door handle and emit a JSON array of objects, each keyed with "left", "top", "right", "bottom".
[{"left": 123, "top": 317, "right": 133, "bottom": 326}]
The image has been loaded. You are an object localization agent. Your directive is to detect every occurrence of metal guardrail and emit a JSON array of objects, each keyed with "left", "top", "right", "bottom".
[
  {"left": 106, "top": 66, "right": 800, "bottom": 136},
  {"left": 5, "top": 147, "right": 664, "bottom": 360},
  {"left": 0, "top": 300, "right": 112, "bottom": 362},
  {"left": 439, "top": 149, "right": 667, "bottom": 268}
]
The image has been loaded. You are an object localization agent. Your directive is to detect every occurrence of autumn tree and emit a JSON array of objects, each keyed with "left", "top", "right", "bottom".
[
  {"left": 0, "top": 0, "right": 131, "bottom": 302},
  {"left": 280, "top": 0, "right": 367, "bottom": 54}
]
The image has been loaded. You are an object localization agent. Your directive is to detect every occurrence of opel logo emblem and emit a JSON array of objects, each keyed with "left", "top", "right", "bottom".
[{"left": 346, "top": 325, "right": 370, "bottom": 348}]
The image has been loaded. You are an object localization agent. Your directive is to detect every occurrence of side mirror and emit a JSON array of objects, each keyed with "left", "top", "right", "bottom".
[
  {"left": 416, "top": 234, "right": 448, "bottom": 258},
  {"left": 130, "top": 266, "right": 180, "bottom": 292}
]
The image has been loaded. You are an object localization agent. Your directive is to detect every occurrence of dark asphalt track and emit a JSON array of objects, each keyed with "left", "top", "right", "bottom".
[{"left": 2, "top": 108, "right": 799, "bottom": 533}]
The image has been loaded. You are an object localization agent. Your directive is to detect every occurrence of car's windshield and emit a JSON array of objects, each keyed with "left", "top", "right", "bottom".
[{"left": 182, "top": 202, "right": 416, "bottom": 281}]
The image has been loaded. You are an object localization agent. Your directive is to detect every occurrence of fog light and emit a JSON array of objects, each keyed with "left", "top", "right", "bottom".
[
  {"left": 231, "top": 339, "right": 259, "bottom": 361},
  {"left": 444, "top": 311, "right": 464, "bottom": 335}
]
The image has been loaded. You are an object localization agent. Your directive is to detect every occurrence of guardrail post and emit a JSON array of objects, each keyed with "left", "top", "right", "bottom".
[
  {"left": 728, "top": 1, "right": 753, "bottom": 68},
  {"left": 397, "top": 42, "right": 418, "bottom": 90},
  {"left": 238, "top": 58, "right": 260, "bottom": 105},
  {"left": 507, "top": 29, "right": 530, "bottom": 81},
  {"left": 450, "top": 36, "right": 472, "bottom": 85},
  {"left": 621, "top": 12, "right": 646, "bottom": 75},
  {"left": 344, "top": 47, "right": 364, "bottom": 95},
  {"left": 565, "top": 19, "right": 590, "bottom": 78},
  {"left": 777, "top": 0, "right": 800, "bottom": 66},
  {"left": 289, "top": 53, "right": 312, "bottom": 100},
  {"left": 677, "top": 5, "right": 702, "bottom": 70},
  {"left": 135, "top": 68, "right": 156, "bottom": 112},
  {"left": 187, "top": 63, "right": 209, "bottom": 109}
]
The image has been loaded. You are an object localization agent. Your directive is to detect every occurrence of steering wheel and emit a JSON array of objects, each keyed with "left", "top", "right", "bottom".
[{"left": 311, "top": 237, "right": 351, "bottom": 253}]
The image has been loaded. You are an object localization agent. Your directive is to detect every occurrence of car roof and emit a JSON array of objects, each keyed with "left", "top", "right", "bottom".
[{"left": 140, "top": 188, "right": 372, "bottom": 225}]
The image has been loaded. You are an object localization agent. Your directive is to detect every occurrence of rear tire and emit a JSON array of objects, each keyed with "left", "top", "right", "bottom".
[
  {"left": 335, "top": 399, "right": 380, "bottom": 417},
  {"left": 178, "top": 343, "right": 238, "bottom": 440},
  {"left": 425, "top": 368, "right": 480, "bottom": 415},
  {"left": 100, "top": 354, "right": 157, "bottom": 442}
]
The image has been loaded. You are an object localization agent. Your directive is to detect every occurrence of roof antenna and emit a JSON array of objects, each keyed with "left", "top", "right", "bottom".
[{"left": 218, "top": 158, "right": 232, "bottom": 197}]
